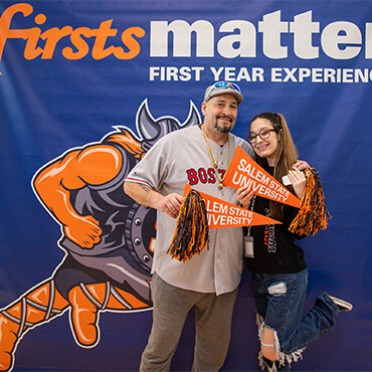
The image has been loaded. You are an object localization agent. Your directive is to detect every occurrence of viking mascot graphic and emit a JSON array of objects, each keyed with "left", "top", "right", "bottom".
[{"left": 0, "top": 100, "right": 200, "bottom": 371}]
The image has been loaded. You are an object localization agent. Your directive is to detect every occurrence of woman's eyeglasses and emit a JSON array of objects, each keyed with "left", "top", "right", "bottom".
[{"left": 248, "top": 129, "right": 276, "bottom": 143}]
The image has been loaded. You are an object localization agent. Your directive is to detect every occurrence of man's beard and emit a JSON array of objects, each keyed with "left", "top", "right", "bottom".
[{"left": 215, "top": 119, "right": 233, "bottom": 134}]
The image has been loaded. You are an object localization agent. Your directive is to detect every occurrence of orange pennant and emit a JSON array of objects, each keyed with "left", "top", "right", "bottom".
[
  {"left": 184, "top": 185, "right": 281, "bottom": 229},
  {"left": 222, "top": 146, "right": 301, "bottom": 208}
]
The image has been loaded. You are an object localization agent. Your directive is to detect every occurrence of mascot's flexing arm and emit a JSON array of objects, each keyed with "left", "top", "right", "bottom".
[{"left": 0, "top": 100, "right": 200, "bottom": 371}]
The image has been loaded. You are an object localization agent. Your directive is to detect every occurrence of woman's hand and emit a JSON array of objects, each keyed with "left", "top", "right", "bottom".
[
  {"left": 288, "top": 168, "right": 307, "bottom": 199},
  {"left": 236, "top": 186, "right": 255, "bottom": 209},
  {"left": 293, "top": 160, "right": 310, "bottom": 171}
]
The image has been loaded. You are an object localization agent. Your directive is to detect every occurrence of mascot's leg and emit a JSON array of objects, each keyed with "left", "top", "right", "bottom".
[
  {"left": 0, "top": 280, "right": 68, "bottom": 371},
  {"left": 68, "top": 282, "right": 150, "bottom": 348}
]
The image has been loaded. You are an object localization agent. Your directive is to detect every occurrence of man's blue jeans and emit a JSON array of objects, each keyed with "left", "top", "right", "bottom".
[{"left": 250, "top": 269, "right": 339, "bottom": 365}]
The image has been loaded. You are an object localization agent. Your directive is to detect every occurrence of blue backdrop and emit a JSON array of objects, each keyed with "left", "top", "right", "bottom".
[{"left": 1, "top": 1, "right": 371, "bottom": 371}]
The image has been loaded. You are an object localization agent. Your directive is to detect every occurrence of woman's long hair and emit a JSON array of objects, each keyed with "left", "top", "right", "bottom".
[{"left": 249, "top": 112, "right": 298, "bottom": 219}]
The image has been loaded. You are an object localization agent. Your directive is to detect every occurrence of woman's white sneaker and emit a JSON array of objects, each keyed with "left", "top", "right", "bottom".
[{"left": 328, "top": 294, "right": 353, "bottom": 312}]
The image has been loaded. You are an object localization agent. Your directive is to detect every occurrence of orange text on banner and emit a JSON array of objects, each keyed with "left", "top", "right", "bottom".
[
  {"left": 184, "top": 185, "right": 281, "bottom": 229},
  {"left": 222, "top": 146, "right": 301, "bottom": 208}
]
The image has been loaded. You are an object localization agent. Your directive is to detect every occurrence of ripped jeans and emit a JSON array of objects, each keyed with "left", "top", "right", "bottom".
[{"left": 250, "top": 269, "right": 339, "bottom": 368}]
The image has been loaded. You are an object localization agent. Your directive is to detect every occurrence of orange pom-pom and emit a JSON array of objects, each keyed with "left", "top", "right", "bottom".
[
  {"left": 288, "top": 168, "right": 331, "bottom": 236},
  {"left": 168, "top": 189, "right": 209, "bottom": 262}
]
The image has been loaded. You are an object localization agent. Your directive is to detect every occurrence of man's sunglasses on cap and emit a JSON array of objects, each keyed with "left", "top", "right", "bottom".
[{"left": 204, "top": 81, "right": 243, "bottom": 104}]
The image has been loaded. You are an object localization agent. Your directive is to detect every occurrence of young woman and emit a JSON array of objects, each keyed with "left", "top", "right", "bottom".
[{"left": 237, "top": 112, "right": 352, "bottom": 372}]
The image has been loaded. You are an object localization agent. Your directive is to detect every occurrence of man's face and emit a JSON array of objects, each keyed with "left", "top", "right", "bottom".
[{"left": 202, "top": 93, "right": 238, "bottom": 134}]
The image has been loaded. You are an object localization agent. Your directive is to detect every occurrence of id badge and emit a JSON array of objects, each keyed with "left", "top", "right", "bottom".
[{"left": 244, "top": 235, "right": 254, "bottom": 258}]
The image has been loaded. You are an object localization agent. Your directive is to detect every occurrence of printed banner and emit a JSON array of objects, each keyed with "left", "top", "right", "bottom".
[
  {"left": 222, "top": 146, "right": 301, "bottom": 208},
  {"left": 0, "top": 0, "right": 370, "bottom": 371},
  {"left": 184, "top": 185, "right": 281, "bottom": 228}
]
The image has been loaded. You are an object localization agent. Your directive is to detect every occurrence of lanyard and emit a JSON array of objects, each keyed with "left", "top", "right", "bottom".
[{"left": 247, "top": 195, "right": 257, "bottom": 236}]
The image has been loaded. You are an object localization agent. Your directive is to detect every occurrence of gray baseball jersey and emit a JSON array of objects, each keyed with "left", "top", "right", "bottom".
[{"left": 125, "top": 125, "right": 254, "bottom": 295}]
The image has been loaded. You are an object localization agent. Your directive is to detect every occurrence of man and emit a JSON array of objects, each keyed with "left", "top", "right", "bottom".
[{"left": 124, "top": 81, "right": 255, "bottom": 371}]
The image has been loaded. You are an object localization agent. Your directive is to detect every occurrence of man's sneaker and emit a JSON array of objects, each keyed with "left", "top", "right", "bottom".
[{"left": 328, "top": 294, "right": 353, "bottom": 312}]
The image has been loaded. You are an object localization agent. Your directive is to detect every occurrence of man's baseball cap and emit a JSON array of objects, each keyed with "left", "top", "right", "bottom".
[{"left": 204, "top": 81, "right": 243, "bottom": 105}]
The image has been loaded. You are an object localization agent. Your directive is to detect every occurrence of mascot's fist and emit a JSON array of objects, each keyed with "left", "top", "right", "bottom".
[{"left": 64, "top": 215, "right": 102, "bottom": 249}]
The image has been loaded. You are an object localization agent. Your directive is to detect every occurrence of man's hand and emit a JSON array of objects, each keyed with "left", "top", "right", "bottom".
[
  {"left": 124, "top": 181, "right": 184, "bottom": 219},
  {"left": 155, "top": 193, "right": 184, "bottom": 218}
]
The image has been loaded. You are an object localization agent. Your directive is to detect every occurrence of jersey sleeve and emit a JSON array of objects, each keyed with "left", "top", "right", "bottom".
[{"left": 125, "top": 136, "right": 169, "bottom": 191}]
